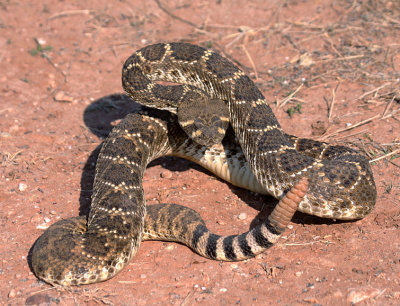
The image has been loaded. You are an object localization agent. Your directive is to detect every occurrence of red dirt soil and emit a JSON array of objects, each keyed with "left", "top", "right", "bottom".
[{"left": 1, "top": 1, "right": 399, "bottom": 305}]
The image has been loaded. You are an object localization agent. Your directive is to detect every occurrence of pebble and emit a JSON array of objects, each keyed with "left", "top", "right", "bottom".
[
  {"left": 219, "top": 288, "right": 228, "bottom": 293},
  {"left": 18, "top": 182, "right": 27, "bottom": 192},
  {"left": 295, "top": 271, "right": 303, "bottom": 277},
  {"left": 25, "top": 293, "right": 52, "bottom": 305},
  {"left": 43, "top": 217, "right": 51, "bottom": 223},
  {"left": 165, "top": 244, "right": 174, "bottom": 251},
  {"left": 36, "top": 223, "right": 50, "bottom": 230},
  {"left": 230, "top": 264, "right": 238, "bottom": 269},
  {"left": 238, "top": 212, "right": 247, "bottom": 220},
  {"left": 0, "top": 132, "right": 11, "bottom": 138},
  {"left": 30, "top": 215, "right": 41, "bottom": 223},
  {"left": 8, "top": 289, "right": 16, "bottom": 298},
  {"left": 54, "top": 91, "right": 74, "bottom": 103},
  {"left": 140, "top": 274, "right": 146, "bottom": 279},
  {"left": 347, "top": 288, "right": 381, "bottom": 304},
  {"left": 160, "top": 170, "right": 172, "bottom": 179}
]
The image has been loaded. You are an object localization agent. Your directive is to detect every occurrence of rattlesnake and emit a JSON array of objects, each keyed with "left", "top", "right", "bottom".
[{"left": 31, "top": 42, "right": 376, "bottom": 286}]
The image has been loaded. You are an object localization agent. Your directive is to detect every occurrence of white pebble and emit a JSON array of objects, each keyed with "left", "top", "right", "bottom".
[
  {"left": 8, "top": 289, "right": 16, "bottom": 298},
  {"left": 219, "top": 288, "right": 227, "bottom": 293},
  {"left": 238, "top": 212, "right": 247, "bottom": 220},
  {"left": 18, "top": 183, "right": 27, "bottom": 192},
  {"left": 36, "top": 223, "right": 50, "bottom": 230}
]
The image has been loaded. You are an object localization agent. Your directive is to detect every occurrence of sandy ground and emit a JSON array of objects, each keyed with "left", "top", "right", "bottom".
[{"left": 1, "top": 0, "right": 400, "bottom": 305}]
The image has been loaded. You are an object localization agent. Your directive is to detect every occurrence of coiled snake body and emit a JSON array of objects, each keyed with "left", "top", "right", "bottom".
[{"left": 31, "top": 43, "right": 376, "bottom": 286}]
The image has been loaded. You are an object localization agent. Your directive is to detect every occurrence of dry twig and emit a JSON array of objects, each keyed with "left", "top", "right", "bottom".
[
  {"left": 357, "top": 83, "right": 391, "bottom": 100},
  {"left": 328, "top": 83, "right": 340, "bottom": 121},
  {"left": 370, "top": 148, "right": 400, "bottom": 163},
  {"left": 154, "top": 0, "right": 199, "bottom": 29},
  {"left": 241, "top": 44, "right": 258, "bottom": 80},
  {"left": 320, "top": 114, "right": 380, "bottom": 140},
  {"left": 277, "top": 84, "right": 304, "bottom": 108},
  {"left": 48, "top": 9, "right": 94, "bottom": 20}
]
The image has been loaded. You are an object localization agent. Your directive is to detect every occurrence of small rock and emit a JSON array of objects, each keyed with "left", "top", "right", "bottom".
[
  {"left": 299, "top": 53, "right": 314, "bottom": 67},
  {"left": 43, "top": 217, "right": 51, "bottom": 223},
  {"left": 54, "top": 91, "right": 74, "bottom": 103},
  {"left": 165, "top": 244, "right": 174, "bottom": 251},
  {"left": 37, "top": 38, "right": 46, "bottom": 45},
  {"left": 219, "top": 288, "right": 227, "bottom": 293},
  {"left": 0, "top": 132, "right": 11, "bottom": 138},
  {"left": 238, "top": 212, "right": 247, "bottom": 220},
  {"left": 347, "top": 288, "right": 381, "bottom": 304},
  {"left": 140, "top": 274, "right": 146, "bottom": 279},
  {"left": 18, "top": 182, "right": 27, "bottom": 192},
  {"left": 295, "top": 271, "right": 303, "bottom": 277},
  {"left": 36, "top": 223, "right": 50, "bottom": 230},
  {"left": 160, "top": 170, "right": 172, "bottom": 179},
  {"left": 25, "top": 293, "right": 52, "bottom": 305},
  {"left": 30, "top": 214, "right": 41, "bottom": 223},
  {"left": 303, "top": 297, "right": 320, "bottom": 304},
  {"left": 8, "top": 289, "right": 16, "bottom": 298},
  {"left": 230, "top": 264, "right": 238, "bottom": 269}
]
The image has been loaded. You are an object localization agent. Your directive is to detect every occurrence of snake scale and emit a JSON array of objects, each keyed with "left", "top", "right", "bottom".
[{"left": 31, "top": 42, "right": 376, "bottom": 286}]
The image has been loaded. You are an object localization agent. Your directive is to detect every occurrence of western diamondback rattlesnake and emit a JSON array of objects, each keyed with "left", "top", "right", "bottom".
[{"left": 31, "top": 42, "right": 376, "bottom": 286}]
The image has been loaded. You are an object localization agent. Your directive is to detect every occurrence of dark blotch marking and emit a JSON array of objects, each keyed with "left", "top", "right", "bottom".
[
  {"left": 280, "top": 149, "right": 314, "bottom": 174},
  {"left": 322, "top": 145, "right": 358, "bottom": 160},
  {"left": 237, "top": 234, "right": 254, "bottom": 257},
  {"left": 206, "top": 52, "right": 240, "bottom": 79},
  {"left": 233, "top": 75, "right": 264, "bottom": 102},
  {"left": 251, "top": 225, "right": 273, "bottom": 248},
  {"left": 124, "top": 67, "right": 151, "bottom": 92},
  {"left": 140, "top": 43, "right": 167, "bottom": 61},
  {"left": 247, "top": 103, "right": 277, "bottom": 129},
  {"left": 99, "top": 192, "right": 138, "bottom": 213},
  {"left": 101, "top": 162, "right": 141, "bottom": 187},
  {"left": 170, "top": 42, "right": 205, "bottom": 62},
  {"left": 191, "top": 224, "right": 208, "bottom": 251},
  {"left": 205, "top": 233, "right": 219, "bottom": 259},
  {"left": 222, "top": 236, "right": 237, "bottom": 260},
  {"left": 152, "top": 84, "right": 185, "bottom": 104},
  {"left": 294, "top": 138, "right": 326, "bottom": 158},
  {"left": 257, "top": 129, "right": 292, "bottom": 152}
]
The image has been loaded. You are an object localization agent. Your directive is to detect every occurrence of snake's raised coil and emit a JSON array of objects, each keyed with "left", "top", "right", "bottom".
[{"left": 31, "top": 42, "right": 376, "bottom": 286}]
